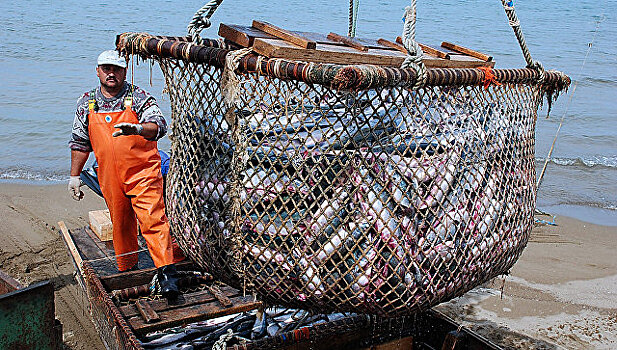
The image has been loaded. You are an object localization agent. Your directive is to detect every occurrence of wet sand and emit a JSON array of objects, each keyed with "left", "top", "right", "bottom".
[
  {"left": 436, "top": 215, "right": 617, "bottom": 349},
  {"left": 0, "top": 183, "right": 615, "bottom": 349}
]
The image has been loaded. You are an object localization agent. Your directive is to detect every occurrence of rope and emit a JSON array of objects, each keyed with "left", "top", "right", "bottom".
[
  {"left": 212, "top": 329, "right": 235, "bottom": 350},
  {"left": 221, "top": 47, "right": 253, "bottom": 288},
  {"left": 187, "top": 0, "right": 224, "bottom": 44},
  {"left": 221, "top": 47, "right": 253, "bottom": 112},
  {"left": 500, "top": 0, "right": 544, "bottom": 82},
  {"left": 400, "top": 0, "right": 427, "bottom": 89},
  {"left": 348, "top": 0, "right": 354, "bottom": 37},
  {"left": 348, "top": 0, "right": 360, "bottom": 38},
  {"left": 537, "top": 14, "right": 605, "bottom": 190}
]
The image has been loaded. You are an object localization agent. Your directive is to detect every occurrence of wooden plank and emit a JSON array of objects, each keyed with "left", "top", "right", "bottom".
[
  {"left": 0, "top": 270, "right": 22, "bottom": 294},
  {"left": 377, "top": 38, "right": 407, "bottom": 54},
  {"left": 101, "top": 267, "right": 157, "bottom": 291},
  {"left": 441, "top": 41, "right": 493, "bottom": 62},
  {"left": 419, "top": 43, "right": 451, "bottom": 60},
  {"left": 89, "top": 209, "right": 113, "bottom": 242},
  {"left": 327, "top": 32, "right": 368, "bottom": 51},
  {"left": 83, "top": 226, "right": 114, "bottom": 256},
  {"left": 219, "top": 23, "right": 275, "bottom": 47},
  {"left": 395, "top": 36, "right": 450, "bottom": 60},
  {"left": 59, "top": 221, "right": 84, "bottom": 273},
  {"left": 252, "top": 20, "right": 316, "bottom": 49},
  {"left": 448, "top": 53, "right": 494, "bottom": 68},
  {"left": 219, "top": 23, "right": 399, "bottom": 50},
  {"left": 59, "top": 221, "right": 89, "bottom": 293},
  {"left": 253, "top": 38, "right": 405, "bottom": 66},
  {"left": 253, "top": 37, "right": 493, "bottom": 68},
  {"left": 136, "top": 299, "right": 161, "bottom": 323},
  {"left": 128, "top": 297, "right": 262, "bottom": 335},
  {"left": 100, "top": 260, "right": 194, "bottom": 291},
  {"left": 119, "top": 285, "right": 240, "bottom": 318},
  {"left": 208, "top": 284, "right": 232, "bottom": 307},
  {"left": 70, "top": 227, "right": 107, "bottom": 263}
]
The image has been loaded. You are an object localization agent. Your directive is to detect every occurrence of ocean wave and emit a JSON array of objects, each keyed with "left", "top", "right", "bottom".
[
  {"left": 0, "top": 169, "right": 65, "bottom": 182},
  {"left": 578, "top": 76, "right": 617, "bottom": 87},
  {"left": 536, "top": 155, "right": 617, "bottom": 169},
  {"left": 554, "top": 200, "right": 617, "bottom": 212}
]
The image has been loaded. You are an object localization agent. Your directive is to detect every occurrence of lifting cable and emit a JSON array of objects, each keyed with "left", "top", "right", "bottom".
[{"left": 500, "top": 0, "right": 544, "bottom": 80}]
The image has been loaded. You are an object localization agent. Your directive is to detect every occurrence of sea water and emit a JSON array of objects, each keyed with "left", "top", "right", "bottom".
[{"left": 0, "top": 0, "right": 615, "bottom": 225}]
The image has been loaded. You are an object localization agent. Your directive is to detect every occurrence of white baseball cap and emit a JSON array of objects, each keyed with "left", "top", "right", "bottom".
[{"left": 97, "top": 50, "right": 127, "bottom": 68}]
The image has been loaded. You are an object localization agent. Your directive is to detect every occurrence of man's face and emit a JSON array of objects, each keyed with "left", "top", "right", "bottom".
[{"left": 96, "top": 64, "right": 126, "bottom": 90}]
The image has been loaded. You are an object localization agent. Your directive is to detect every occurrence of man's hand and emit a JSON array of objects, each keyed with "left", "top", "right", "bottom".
[
  {"left": 113, "top": 122, "right": 143, "bottom": 137},
  {"left": 68, "top": 176, "right": 84, "bottom": 201}
]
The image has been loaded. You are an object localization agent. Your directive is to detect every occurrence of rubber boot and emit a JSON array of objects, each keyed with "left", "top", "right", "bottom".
[{"left": 157, "top": 264, "right": 180, "bottom": 299}]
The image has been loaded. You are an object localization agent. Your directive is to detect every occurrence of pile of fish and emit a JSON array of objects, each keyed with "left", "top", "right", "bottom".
[
  {"left": 140, "top": 307, "right": 356, "bottom": 349},
  {"left": 170, "top": 88, "right": 535, "bottom": 313}
]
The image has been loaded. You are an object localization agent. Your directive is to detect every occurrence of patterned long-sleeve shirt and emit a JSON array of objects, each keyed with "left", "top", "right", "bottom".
[{"left": 69, "top": 82, "right": 167, "bottom": 152}]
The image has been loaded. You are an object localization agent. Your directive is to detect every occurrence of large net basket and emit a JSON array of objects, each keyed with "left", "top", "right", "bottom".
[{"left": 118, "top": 33, "right": 569, "bottom": 316}]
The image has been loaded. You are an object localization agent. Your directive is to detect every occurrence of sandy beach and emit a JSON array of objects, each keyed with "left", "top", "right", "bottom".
[{"left": 0, "top": 182, "right": 615, "bottom": 349}]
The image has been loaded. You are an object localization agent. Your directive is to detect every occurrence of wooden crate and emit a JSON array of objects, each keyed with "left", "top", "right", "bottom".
[{"left": 89, "top": 209, "right": 113, "bottom": 242}]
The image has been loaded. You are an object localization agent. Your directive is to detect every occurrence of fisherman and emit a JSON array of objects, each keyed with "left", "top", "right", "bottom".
[{"left": 68, "top": 50, "right": 183, "bottom": 298}]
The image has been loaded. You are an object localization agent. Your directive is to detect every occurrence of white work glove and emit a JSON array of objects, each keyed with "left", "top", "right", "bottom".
[
  {"left": 112, "top": 122, "right": 143, "bottom": 137},
  {"left": 68, "top": 176, "right": 84, "bottom": 201}
]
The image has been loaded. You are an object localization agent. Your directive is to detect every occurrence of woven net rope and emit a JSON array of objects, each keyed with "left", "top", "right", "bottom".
[{"left": 118, "top": 33, "right": 569, "bottom": 316}]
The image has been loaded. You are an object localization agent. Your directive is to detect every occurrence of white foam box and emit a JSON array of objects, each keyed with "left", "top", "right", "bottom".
[{"left": 89, "top": 209, "right": 113, "bottom": 242}]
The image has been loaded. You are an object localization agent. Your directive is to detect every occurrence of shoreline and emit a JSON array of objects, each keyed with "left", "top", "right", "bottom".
[
  {"left": 3, "top": 178, "right": 616, "bottom": 229},
  {"left": 0, "top": 183, "right": 615, "bottom": 349},
  {"left": 437, "top": 214, "right": 617, "bottom": 349}
]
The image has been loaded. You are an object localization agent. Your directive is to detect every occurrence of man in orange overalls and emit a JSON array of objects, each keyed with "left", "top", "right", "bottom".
[{"left": 69, "top": 50, "right": 183, "bottom": 298}]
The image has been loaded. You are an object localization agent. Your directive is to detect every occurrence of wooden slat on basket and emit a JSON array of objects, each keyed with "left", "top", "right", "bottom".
[
  {"left": 377, "top": 38, "right": 407, "bottom": 54},
  {"left": 441, "top": 41, "right": 493, "bottom": 62},
  {"left": 219, "top": 23, "right": 395, "bottom": 50},
  {"left": 252, "top": 37, "right": 494, "bottom": 68},
  {"left": 252, "top": 37, "right": 408, "bottom": 66},
  {"left": 219, "top": 23, "right": 271, "bottom": 47},
  {"left": 252, "top": 20, "right": 317, "bottom": 49},
  {"left": 219, "top": 23, "right": 493, "bottom": 68},
  {"left": 394, "top": 36, "right": 451, "bottom": 60},
  {"left": 327, "top": 32, "right": 368, "bottom": 51}
]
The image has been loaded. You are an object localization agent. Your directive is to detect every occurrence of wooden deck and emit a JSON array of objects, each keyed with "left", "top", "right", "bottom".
[
  {"left": 59, "top": 223, "right": 262, "bottom": 349},
  {"left": 59, "top": 221, "right": 503, "bottom": 350}
]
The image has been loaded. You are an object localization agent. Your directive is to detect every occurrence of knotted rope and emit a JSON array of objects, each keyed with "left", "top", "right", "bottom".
[
  {"left": 221, "top": 47, "right": 252, "bottom": 113},
  {"left": 221, "top": 47, "right": 253, "bottom": 289},
  {"left": 348, "top": 0, "right": 360, "bottom": 38},
  {"left": 188, "top": 0, "right": 224, "bottom": 44},
  {"left": 212, "top": 328, "right": 235, "bottom": 350},
  {"left": 500, "top": 0, "right": 544, "bottom": 83},
  {"left": 400, "top": 0, "right": 427, "bottom": 89}
]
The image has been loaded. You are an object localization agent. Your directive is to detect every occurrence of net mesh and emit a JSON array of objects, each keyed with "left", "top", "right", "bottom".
[{"left": 158, "top": 55, "right": 540, "bottom": 316}]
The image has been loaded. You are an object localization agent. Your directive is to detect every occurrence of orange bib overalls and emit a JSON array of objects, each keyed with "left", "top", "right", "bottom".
[{"left": 87, "top": 91, "right": 182, "bottom": 271}]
